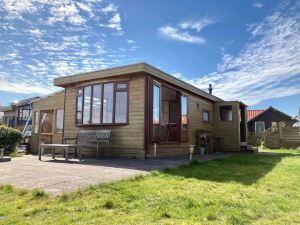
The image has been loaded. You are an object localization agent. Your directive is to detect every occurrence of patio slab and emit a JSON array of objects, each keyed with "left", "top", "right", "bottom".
[{"left": 0, "top": 153, "right": 235, "bottom": 196}]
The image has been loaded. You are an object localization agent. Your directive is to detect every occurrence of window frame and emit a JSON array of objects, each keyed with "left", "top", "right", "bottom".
[
  {"left": 202, "top": 110, "right": 210, "bottom": 123},
  {"left": 180, "top": 94, "right": 189, "bottom": 143},
  {"left": 75, "top": 81, "right": 129, "bottom": 126},
  {"left": 255, "top": 121, "right": 265, "bottom": 134},
  {"left": 55, "top": 109, "right": 64, "bottom": 133},
  {"left": 219, "top": 105, "right": 233, "bottom": 122}
]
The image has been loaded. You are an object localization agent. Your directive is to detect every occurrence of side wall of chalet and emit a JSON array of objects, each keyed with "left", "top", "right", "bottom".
[
  {"left": 31, "top": 92, "right": 65, "bottom": 152},
  {"left": 63, "top": 73, "right": 145, "bottom": 159},
  {"left": 213, "top": 102, "right": 241, "bottom": 152}
]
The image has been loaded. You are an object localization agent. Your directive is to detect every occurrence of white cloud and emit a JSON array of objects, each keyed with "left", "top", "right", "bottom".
[
  {"left": 76, "top": 2, "right": 93, "bottom": 14},
  {"left": 107, "top": 13, "right": 122, "bottom": 31},
  {"left": 253, "top": 2, "right": 264, "bottom": 8},
  {"left": 159, "top": 26, "right": 205, "bottom": 44},
  {"left": 159, "top": 17, "right": 215, "bottom": 44},
  {"left": 0, "top": 0, "right": 133, "bottom": 96},
  {"left": 127, "top": 39, "right": 135, "bottom": 43},
  {"left": 179, "top": 17, "right": 216, "bottom": 32},
  {"left": 29, "top": 28, "right": 43, "bottom": 37},
  {"left": 102, "top": 3, "right": 117, "bottom": 13},
  {"left": 190, "top": 1, "right": 300, "bottom": 105}
]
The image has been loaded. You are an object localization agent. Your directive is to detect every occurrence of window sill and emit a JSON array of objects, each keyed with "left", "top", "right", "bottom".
[
  {"left": 75, "top": 123, "right": 128, "bottom": 127},
  {"left": 151, "top": 141, "right": 183, "bottom": 145}
]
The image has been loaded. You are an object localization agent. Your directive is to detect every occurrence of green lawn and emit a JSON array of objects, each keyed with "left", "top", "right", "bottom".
[{"left": 1, "top": 149, "right": 300, "bottom": 225}]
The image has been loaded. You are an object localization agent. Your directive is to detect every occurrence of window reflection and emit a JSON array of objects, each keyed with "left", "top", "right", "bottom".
[
  {"left": 115, "top": 92, "right": 127, "bottom": 123},
  {"left": 92, "top": 85, "right": 101, "bottom": 124},
  {"left": 83, "top": 86, "right": 91, "bottom": 124},
  {"left": 103, "top": 83, "right": 114, "bottom": 123}
]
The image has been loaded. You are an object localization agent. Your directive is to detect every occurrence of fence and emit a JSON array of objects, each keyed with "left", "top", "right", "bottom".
[{"left": 248, "top": 122, "right": 300, "bottom": 148}]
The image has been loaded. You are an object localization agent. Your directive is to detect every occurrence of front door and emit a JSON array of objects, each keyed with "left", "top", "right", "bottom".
[
  {"left": 152, "top": 82, "right": 181, "bottom": 143},
  {"left": 40, "top": 111, "right": 54, "bottom": 144}
]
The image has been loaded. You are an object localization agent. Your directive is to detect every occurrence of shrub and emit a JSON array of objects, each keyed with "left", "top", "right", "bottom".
[{"left": 0, "top": 125, "right": 23, "bottom": 153}]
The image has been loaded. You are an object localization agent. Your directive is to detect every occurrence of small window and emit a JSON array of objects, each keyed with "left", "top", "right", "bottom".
[
  {"left": 203, "top": 111, "right": 210, "bottom": 122},
  {"left": 255, "top": 121, "right": 265, "bottom": 134},
  {"left": 219, "top": 106, "right": 233, "bottom": 121},
  {"left": 116, "top": 83, "right": 127, "bottom": 89},
  {"left": 55, "top": 109, "right": 64, "bottom": 133}
]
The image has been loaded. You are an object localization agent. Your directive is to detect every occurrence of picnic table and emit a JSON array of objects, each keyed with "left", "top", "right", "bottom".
[{"left": 39, "top": 143, "right": 90, "bottom": 161}]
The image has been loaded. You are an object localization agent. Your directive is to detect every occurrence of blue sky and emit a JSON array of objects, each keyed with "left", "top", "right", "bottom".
[{"left": 0, "top": 0, "right": 299, "bottom": 116}]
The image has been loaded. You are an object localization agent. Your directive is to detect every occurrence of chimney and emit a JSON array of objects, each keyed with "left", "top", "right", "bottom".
[{"left": 208, "top": 84, "right": 213, "bottom": 95}]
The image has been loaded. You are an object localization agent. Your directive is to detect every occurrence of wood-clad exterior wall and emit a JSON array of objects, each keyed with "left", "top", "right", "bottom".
[
  {"left": 30, "top": 91, "right": 65, "bottom": 152},
  {"left": 213, "top": 102, "right": 241, "bottom": 152},
  {"left": 30, "top": 65, "right": 245, "bottom": 158},
  {"left": 63, "top": 73, "right": 145, "bottom": 159},
  {"left": 146, "top": 74, "right": 214, "bottom": 157}
]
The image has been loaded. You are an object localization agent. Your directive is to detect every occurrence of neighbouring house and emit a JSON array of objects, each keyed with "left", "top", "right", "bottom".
[
  {"left": 0, "top": 110, "right": 3, "bottom": 124},
  {"left": 247, "top": 106, "right": 296, "bottom": 134},
  {"left": 29, "top": 63, "right": 248, "bottom": 158},
  {"left": 0, "top": 97, "right": 41, "bottom": 132},
  {"left": 247, "top": 106, "right": 299, "bottom": 147}
]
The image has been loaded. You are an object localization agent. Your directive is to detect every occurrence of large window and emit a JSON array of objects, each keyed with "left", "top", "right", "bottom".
[
  {"left": 76, "top": 89, "right": 83, "bottom": 124},
  {"left": 76, "top": 82, "right": 128, "bottom": 125},
  {"left": 83, "top": 86, "right": 91, "bottom": 124},
  {"left": 55, "top": 109, "right": 64, "bottom": 133},
  {"left": 103, "top": 83, "right": 114, "bottom": 123},
  {"left": 152, "top": 83, "right": 160, "bottom": 142},
  {"left": 92, "top": 85, "right": 101, "bottom": 124},
  {"left": 181, "top": 95, "right": 188, "bottom": 142},
  {"left": 219, "top": 105, "right": 233, "bottom": 121}
]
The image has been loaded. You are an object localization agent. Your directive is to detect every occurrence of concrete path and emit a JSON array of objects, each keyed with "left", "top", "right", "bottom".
[{"left": 0, "top": 153, "right": 235, "bottom": 196}]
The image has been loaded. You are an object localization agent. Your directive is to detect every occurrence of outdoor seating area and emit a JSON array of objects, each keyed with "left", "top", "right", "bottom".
[{"left": 39, "top": 130, "right": 111, "bottom": 161}]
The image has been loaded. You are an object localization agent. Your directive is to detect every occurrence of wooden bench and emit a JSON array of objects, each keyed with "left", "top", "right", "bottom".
[{"left": 39, "top": 130, "right": 111, "bottom": 161}]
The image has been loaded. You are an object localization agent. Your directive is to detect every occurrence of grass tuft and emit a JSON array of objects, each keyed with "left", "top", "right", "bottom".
[
  {"left": 0, "top": 184, "right": 14, "bottom": 193},
  {"left": 59, "top": 192, "right": 69, "bottom": 202},
  {"left": 161, "top": 212, "right": 171, "bottom": 218},
  {"left": 31, "top": 189, "right": 48, "bottom": 199},
  {"left": 103, "top": 200, "right": 115, "bottom": 209}
]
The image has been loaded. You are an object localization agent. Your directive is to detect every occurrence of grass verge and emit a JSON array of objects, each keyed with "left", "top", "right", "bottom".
[{"left": 0, "top": 149, "right": 299, "bottom": 224}]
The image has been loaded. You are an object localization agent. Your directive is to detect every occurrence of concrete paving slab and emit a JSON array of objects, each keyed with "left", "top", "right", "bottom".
[{"left": 0, "top": 153, "right": 235, "bottom": 196}]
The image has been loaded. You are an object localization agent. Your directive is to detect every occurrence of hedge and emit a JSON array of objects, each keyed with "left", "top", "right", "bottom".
[{"left": 0, "top": 125, "right": 23, "bottom": 153}]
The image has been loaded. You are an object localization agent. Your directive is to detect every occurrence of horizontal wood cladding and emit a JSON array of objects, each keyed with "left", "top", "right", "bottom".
[
  {"left": 188, "top": 94, "right": 213, "bottom": 145},
  {"left": 32, "top": 92, "right": 64, "bottom": 111},
  {"left": 63, "top": 74, "right": 145, "bottom": 157},
  {"left": 213, "top": 102, "right": 241, "bottom": 152},
  {"left": 30, "top": 92, "right": 65, "bottom": 151},
  {"left": 30, "top": 133, "right": 63, "bottom": 153}
]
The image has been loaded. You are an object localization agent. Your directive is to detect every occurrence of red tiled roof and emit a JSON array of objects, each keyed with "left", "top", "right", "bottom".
[{"left": 247, "top": 110, "right": 265, "bottom": 121}]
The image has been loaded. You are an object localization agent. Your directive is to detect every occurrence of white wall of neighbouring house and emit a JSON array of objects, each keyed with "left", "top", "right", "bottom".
[{"left": 0, "top": 112, "right": 4, "bottom": 123}]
